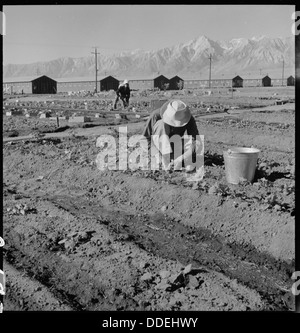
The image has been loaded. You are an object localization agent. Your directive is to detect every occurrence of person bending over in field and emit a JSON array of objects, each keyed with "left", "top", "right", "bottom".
[
  {"left": 142, "top": 99, "right": 202, "bottom": 171},
  {"left": 113, "top": 79, "right": 130, "bottom": 110}
]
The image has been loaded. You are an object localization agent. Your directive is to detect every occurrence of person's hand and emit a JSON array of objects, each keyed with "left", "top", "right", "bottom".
[
  {"left": 185, "top": 164, "right": 195, "bottom": 173},
  {"left": 161, "top": 156, "right": 176, "bottom": 171},
  {"left": 162, "top": 160, "right": 173, "bottom": 171},
  {"left": 168, "top": 160, "right": 175, "bottom": 170},
  {"left": 173, "top": 156, "right": 184, "bottom": 170}
]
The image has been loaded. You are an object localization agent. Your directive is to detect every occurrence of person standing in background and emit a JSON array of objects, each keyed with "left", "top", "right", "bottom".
[{"left": 113, "top": 79, "right": 130, "bottom": 109}]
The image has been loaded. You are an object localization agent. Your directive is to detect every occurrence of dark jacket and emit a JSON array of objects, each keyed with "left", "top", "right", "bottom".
[{"left": 116, "top": 84, "right": 130, "bottom": 98}]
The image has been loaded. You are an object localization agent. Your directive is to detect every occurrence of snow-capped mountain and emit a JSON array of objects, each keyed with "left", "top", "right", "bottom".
[{"left": 3, "top": 35, "right": 295, "bottom": 80}]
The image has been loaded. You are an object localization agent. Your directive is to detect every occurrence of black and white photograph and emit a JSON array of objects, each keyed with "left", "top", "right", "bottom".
[{"left": 1, "top": 4, "right": 297, "bottom": 318}]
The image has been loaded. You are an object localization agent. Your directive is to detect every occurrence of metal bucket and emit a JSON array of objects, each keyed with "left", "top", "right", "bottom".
[{"left": 223, "top": 147, "right": 260, "bottom": 184}]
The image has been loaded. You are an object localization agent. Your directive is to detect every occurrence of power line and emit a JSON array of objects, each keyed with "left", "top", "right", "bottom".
[{"left": 91, "top": 47, "right": 100, "bottom": 93}]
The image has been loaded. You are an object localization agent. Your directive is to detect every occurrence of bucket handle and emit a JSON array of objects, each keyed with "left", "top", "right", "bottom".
[{"left": 228, "top": 146, "right": 255, "bottom": 154}]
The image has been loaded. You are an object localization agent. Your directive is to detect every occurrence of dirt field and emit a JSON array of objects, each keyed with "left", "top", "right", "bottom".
[{"left": 2, "top": 86, "right": 295, "bottom": 311}]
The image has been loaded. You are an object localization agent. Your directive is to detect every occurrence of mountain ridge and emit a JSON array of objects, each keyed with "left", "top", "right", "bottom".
[{"left": 3, "top": 35, "right": 295, "bottom": 80}]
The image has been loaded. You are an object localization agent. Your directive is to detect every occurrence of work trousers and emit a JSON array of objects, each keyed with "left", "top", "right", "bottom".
[{"left": 114, "top": 95, "right": 129, "bottom": 109}]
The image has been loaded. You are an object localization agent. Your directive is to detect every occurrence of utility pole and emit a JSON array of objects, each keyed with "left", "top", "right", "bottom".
[
  {"left": 282, "top": 57, "right": 285, "bottom": 86},
  {"left": 91, "top": 47, "right": 100, "bottom": 92},
  {"left": 208, "top": 53, "right": 212, "bottom": 89}
]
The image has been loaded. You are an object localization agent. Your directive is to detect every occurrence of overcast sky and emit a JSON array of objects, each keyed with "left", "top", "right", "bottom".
[{"left": 3, "top": 5, "right": 295, "bottom": 65}]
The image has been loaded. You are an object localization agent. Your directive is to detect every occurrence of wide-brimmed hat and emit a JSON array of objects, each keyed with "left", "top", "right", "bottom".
[
  {"left": 160, "top": 100, "right": 191, "bottom": 127},
  {"left": 123, "top": 79, "right": 129, "bottom": 84}
]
